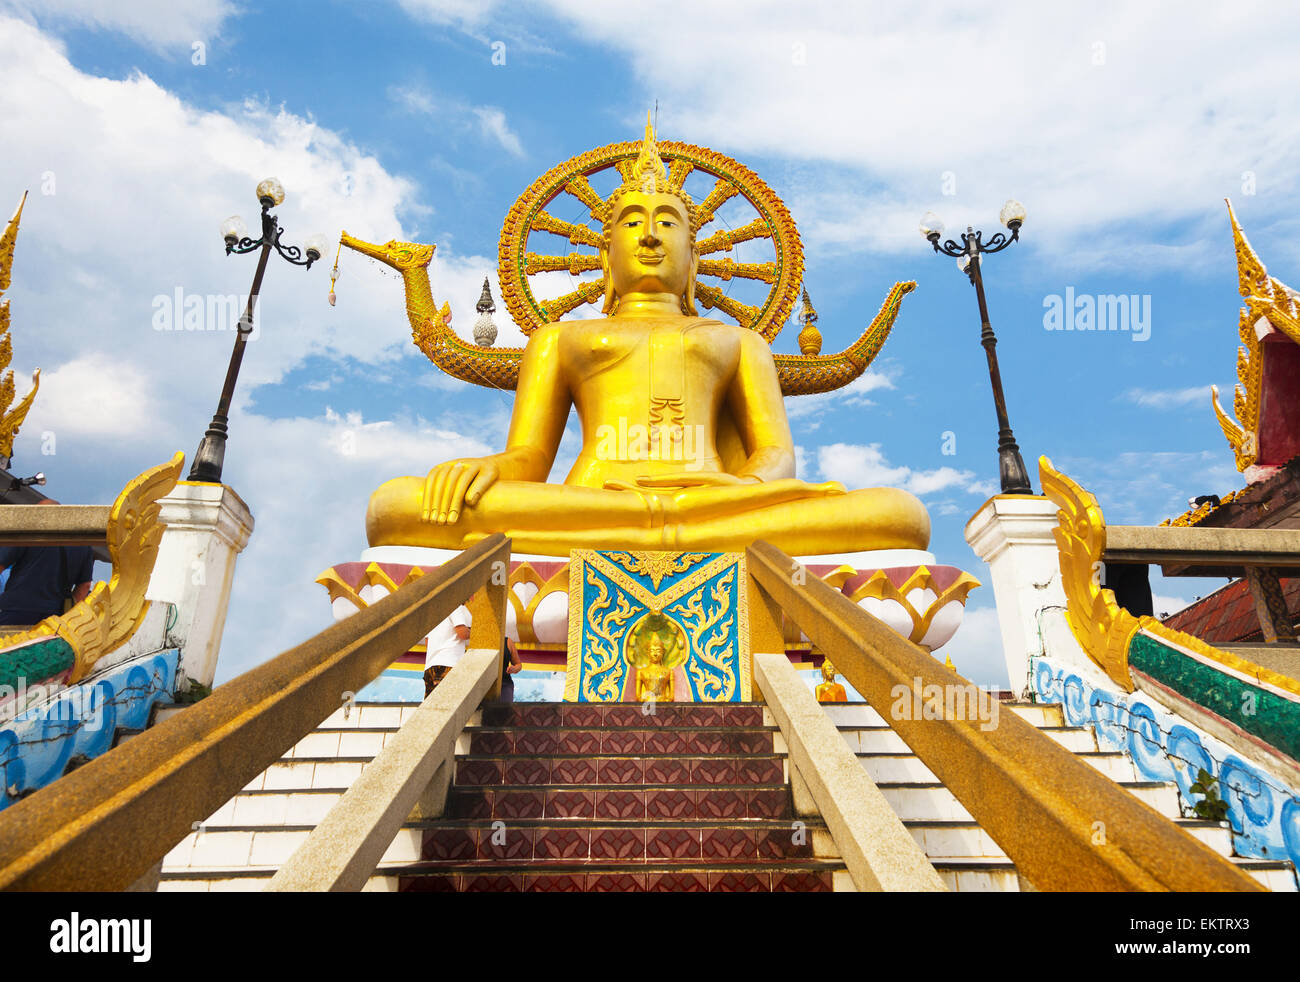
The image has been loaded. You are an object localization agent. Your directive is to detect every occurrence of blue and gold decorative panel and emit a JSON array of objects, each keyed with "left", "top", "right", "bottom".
[{"left": 564, "top": 551, "right": 750, "bottom": 702}]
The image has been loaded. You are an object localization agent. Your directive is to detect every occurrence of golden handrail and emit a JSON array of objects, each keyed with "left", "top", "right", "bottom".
[
  {"left": 745, "top": 539, "right": 1263, "bottom": 892},
  {"left": 0, "top": 533, "right": 511, "bottom": 891}
]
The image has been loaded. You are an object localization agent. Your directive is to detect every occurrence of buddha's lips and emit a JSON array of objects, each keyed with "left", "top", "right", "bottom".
[{"left": 636, "top": 252, "right": 664, "bottom": 265}]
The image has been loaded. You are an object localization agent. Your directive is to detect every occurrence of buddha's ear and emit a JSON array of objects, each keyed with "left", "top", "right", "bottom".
[
  {"left": 600, "top": 244, "right": 617, "bottom": 315},
  {"left": 683, "top": 245, "right": 699, "bottom": 316}
]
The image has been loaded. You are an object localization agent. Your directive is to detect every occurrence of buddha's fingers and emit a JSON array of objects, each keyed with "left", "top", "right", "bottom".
[
  {"left": 464, "top": 461, "right": 499, "bottom": 508},
  {"left": 422, "top": 467, "right": 444, "bottom": 524},
  {"left": 446, "top": 465, "right": 478, "bottom": 523},
  {"left": 428, "top": 465, "right": 455, "bottom": 523},
  {"left": 438, "top": 462, "right": 470, "bottom": 523}
]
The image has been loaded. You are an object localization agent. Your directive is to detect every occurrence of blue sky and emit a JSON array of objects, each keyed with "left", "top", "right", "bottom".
[{"left": 1, "top": 0, "right": 1297, "bottom": 688}]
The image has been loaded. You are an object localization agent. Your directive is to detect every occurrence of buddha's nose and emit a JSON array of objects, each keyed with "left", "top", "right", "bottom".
[{"left": 639, "top": 229, "right": 661, "bottom": 247}]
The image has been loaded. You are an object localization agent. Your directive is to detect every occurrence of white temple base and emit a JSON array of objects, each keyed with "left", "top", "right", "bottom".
[{"left": 360, "top": 544, "right": 936, "bottom": 568}]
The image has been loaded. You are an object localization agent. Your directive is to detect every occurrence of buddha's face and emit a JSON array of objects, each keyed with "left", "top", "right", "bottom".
[
  {"left": 604, "top": 190, "right": 696, "bottom": 302},
  {"left": 647, "top": 635, "right": 665, "bottom": 664}
]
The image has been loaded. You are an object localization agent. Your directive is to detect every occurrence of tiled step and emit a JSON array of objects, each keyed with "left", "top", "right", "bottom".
[
  {"left": 445, "top": 784, "right": 793, "bottom": 821},
  {"left": 375, "top": 860, "right": 848, "bottom": 892},
  {"left": 480, "top": 703, "right": 765, "bottom": 728},
  {"left": 468, "top": 726, "right": 775, "bottom": 756},
  {"left": 454, "top": 754, "right": 785, "bottom": 787}
]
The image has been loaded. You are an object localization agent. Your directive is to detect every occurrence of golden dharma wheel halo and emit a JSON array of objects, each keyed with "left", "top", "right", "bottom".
[{"left": 497, "top": 139, "right": 804, "bottom": 344}]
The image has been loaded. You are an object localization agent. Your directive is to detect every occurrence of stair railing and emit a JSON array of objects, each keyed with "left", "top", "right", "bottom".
[
  {"left": 267, "top": 558, "right": 509, "bottom": 891},
  {"left": 0, "top": 532, "right": 511, "bottom": 891},
  {"left": 745, "top": 539, "right": 1263, "bottom": 892}
]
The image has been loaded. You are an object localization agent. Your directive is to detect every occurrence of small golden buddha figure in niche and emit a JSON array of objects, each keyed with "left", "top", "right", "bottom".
[
  {"left": 365, "top": 120, "right": 930, "bottom": 557},
  {"left": 815, "top": 659, "right": 847, "bottom": 703},
  {"left": 635, "top": 633, "right": 675, "bottom": 703}
]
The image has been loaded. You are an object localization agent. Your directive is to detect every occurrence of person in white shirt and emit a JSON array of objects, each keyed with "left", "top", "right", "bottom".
[{"left": 424, "top": 604, "right": 471, "bottom": 696}]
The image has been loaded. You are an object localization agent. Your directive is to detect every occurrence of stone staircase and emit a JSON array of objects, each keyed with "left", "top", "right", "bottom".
[{"left": 158, "top": 697, "right": 1299, "bottom": 892}]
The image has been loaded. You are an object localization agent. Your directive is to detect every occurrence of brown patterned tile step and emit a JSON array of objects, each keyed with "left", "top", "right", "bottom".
[
  {"left": 468, "top": 726, "right": 776, "bottom": 756},
  {"left": 390, "top": 860, "right": 841, "bottom": 892},
  {"left": 455, "top": 754, "right": 785, "bottom": 787},
  {"left": 446, "top": 784, "right": 793, "bottom": 820},
  {"left": 479, "top": 702, "right": 765, "bottom": 729},
  {"left": 416, "top": 819, "right": 823, "bottom": 863}
]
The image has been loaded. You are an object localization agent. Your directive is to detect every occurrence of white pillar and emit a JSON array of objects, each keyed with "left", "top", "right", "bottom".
[
  {"left": 144, "top": 482, "right": 254, "bottom": 688},
  {"left": 964, "top": 495, "right": 1068, "bottom": 698}
]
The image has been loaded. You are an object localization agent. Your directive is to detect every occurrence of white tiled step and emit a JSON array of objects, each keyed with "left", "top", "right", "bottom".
[
  {"left": 834, "top": 725, "right": 1096, "bottom": 755},
  {"left": 877, "top": 781, "right": 1180, "bottom": 823},
  {"left": 158, "top": 872, "right": 403, "bottom": 892},
  {"left": 164, "top": 825, "right": 423, "bottom": 871},
  {"left": 859, "top": 751, "right": 1134, "bottom": 784},
  {"left": 820, "top": 702, "right": 1064, "bottom": 728}
]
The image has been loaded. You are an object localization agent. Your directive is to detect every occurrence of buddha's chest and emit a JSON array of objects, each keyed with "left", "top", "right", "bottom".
[{"left": 562, "top": 321, "right": 736, "bottom": 393}]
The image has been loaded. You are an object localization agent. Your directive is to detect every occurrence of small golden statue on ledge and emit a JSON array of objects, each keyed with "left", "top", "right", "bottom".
[
  {"left": 357, "top": 118, "right": 930, "bottom": 558},
  {"left": 815, "top": 659, "right": 848, "bottom": 703},
  {"left": 635, "top": 633, "right": 675, "bottom": 702}
]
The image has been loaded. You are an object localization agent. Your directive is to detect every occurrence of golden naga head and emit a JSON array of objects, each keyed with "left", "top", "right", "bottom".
[{"left": 598, "top": 114, "right": 700, "bottom": 316}]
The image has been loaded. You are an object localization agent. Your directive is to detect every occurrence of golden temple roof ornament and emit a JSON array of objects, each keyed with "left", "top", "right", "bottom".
[
  {"left": 1211, "top": 199, "right": 1300, "bottom": 477},
  {"left": 0, "top": 192, "right": 40, "bottom": 468}
]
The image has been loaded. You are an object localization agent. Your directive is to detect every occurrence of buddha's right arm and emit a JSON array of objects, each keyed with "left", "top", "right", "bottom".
[{"left": 423, "top": 324, "right": 570, "bottom": 523}]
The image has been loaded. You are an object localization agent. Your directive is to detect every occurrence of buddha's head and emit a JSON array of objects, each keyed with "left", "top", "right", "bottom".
[
  {"left": 599, "top": 116, "right": 698, "bottom": 315},
  {"left": 647, "top": 633, "right": 666, "bottom": 665},
  {"left": 820, "top": 659, "right": 837, "bottom": 683}
]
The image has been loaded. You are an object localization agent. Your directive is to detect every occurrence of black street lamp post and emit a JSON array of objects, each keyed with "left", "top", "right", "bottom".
[
  {"left": 189, "top": 178, "right": 327, "bottom": 484},
  {"left": 921, "top": 200, "right": 1034, "bottom": 495}
]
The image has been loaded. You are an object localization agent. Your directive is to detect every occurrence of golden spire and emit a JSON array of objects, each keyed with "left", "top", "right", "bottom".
[
  {"left": 629, "top": 111, "right": 668, "bottom": 191},
  {"left": 0, "top": 192, "right": 39, "bottom": 466},
  {"left": 1212, "top": 200, "right": 1300, "bottom": 472},
  {"left": 1226, "top": 198, "right": 1268, "bottom": 299},
  {"left": 797, "top": 286, "right": 822, "bottom": 355}
]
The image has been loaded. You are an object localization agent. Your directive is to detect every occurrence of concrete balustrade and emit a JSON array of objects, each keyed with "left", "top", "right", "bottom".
[
  {"left": 267, "top": 646, "right": 500, "bottom": 891},
  {"left": 744, "top": 539, "right": 1264, "bottom": 892},
  {"left": 0, "top": 533, "right": 511, "bottom": 891},
  {"left": 753, "top": 651, "right": 945, "bottom": 892}
]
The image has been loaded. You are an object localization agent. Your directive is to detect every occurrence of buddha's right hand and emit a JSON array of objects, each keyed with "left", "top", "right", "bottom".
[{"left": 422, "top": 457, "right": 501, "bottom": 524}]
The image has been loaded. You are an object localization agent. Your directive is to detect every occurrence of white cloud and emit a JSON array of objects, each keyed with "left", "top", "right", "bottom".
[
  {"left": 816, "top": 442, "right": 987, "bottom": 497},
  {"left": 943, "top": 605, "right": 1009, "bottom": 690},
  {"left": 472, "top": 107, "right": 525, "bottom": 158},
  {"left": 388, "top": 84, "right": 526, "bottom": 159},
  {"left": 435, "top": 0, "right": 1300, "bottom": 271},
  {"left": 786, "top": 368, "right": 895, "bottom": 420},
  {"left": 0, "top": 0, "right": 236, "bottom": 48},
  {"left": 1121, "top": 385, "right": 1212, "bottom": 410}
]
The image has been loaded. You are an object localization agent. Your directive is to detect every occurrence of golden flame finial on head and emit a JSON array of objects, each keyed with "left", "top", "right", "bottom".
[{"left": 600, "top": 114, "right": 697, "bottom": 235}]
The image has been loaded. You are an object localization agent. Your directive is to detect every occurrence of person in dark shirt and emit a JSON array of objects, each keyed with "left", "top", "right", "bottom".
[{"left": 0, "top": 545, "right": 95, "bottom": 626}]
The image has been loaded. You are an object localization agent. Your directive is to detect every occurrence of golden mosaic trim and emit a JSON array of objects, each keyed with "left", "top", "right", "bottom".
[{"left": 1040, "top": 455, "right": 1288, "bottom": 696}]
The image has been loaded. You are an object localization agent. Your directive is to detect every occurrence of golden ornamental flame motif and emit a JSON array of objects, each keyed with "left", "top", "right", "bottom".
[
  {"left": 0, "top": 193, "right": 39, "bottom": 462},
  {"left": 0, "top": 452, "right": 184, "bottom": 682},
  {"left": 1210, "top": 200, "right": 1300, "bottom": 472}
]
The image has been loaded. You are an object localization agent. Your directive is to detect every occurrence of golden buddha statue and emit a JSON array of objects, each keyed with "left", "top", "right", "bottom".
[
  {"left": 634, "top": 633, "right": 675, "bottom": 703},
  {"left": 814, "top": 659, "right": 848, "bottom": 703},
  {"left": 353, "top": 120, "right": 930, "bottom": 558}
]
